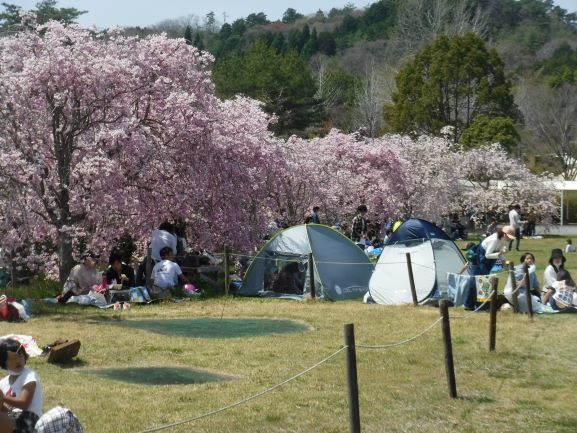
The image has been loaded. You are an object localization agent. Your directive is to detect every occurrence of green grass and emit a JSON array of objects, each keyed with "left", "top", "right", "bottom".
[{"left": 3, "top": 237, "right": 577, "bottom": 433}]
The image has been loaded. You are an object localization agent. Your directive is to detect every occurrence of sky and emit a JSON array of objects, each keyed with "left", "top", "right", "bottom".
[
  {"left": 9, "top": 1, "right": 366, "bottom": 28},
  {"left": 8, "top": 0, "right": 575, "bottom": 29}
]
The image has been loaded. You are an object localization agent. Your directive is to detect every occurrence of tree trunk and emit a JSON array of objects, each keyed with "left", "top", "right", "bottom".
[{"left": 58, "top": 230, "right": 75, "bottom": 284}]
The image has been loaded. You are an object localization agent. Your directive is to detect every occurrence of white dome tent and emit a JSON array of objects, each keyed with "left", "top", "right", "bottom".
[{"left": 369, "top": 219, "right": 466, "bottom": 304}]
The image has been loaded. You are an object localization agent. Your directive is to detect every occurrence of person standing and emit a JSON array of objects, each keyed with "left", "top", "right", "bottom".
[
  {"left": 150, "top": 222, "right": 177, "bottom": 263},
  {"left": 508, "top": 204, "right": 523, "bottom": 251},
  {"left": 351, "top": 205, "right": 368, "bottom": 242},
  {"left": 310, "top": 206, "right": 321, "bottom": 224}
]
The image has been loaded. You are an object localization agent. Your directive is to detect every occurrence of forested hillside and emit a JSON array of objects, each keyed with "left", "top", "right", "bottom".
[{"left": 2, "top": 0, "right": 577, "bottom": 177}]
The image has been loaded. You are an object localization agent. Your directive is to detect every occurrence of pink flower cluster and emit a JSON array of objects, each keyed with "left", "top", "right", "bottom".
[{"left": 0, "top": 23, "right": 557, "bottom": 280}]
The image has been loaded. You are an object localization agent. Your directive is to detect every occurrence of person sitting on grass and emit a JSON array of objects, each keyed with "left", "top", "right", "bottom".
[
  {"left": 565, "top": 239, "right": 576, "bottom": 253},
  {"left": 542, "top": 268, "right": 576, "bottom": 312},
  {"left": 543, "top": 249, "right": 566, "bottom": 291},
  {"left": 504, "top": 252, "right": 544, "bottom": 313},
  {"left": 105, "top": 251, "right": 135, "bottom": 290},
  {"left": 0, "top": 339, "right": 43, "bottom": 433},
  {"left": 150, "top": 247, "right": 188, "bottom": 299},
  {"left": 58, "top": 252, "right": 101, "bottom": 304}
]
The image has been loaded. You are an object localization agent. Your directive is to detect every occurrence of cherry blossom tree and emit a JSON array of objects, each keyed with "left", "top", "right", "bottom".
[
  {"left": 459, "top": 144, "right": 557, "bottom": 223},
  {"left": 276, "top": 130, "right": 406, "bottom": 227},
  {"left": 0, "top": 22, "right": 280, "bottom": 280},
  {"left": 387, "top": 134, "right": 463, "bottom": 223}
]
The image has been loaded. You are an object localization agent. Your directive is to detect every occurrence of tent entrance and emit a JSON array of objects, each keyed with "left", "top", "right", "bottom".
[{"left": 263, "top": 251, "right": 309, "bottom": 296}]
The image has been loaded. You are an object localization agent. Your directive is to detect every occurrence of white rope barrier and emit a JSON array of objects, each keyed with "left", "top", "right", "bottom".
[
  {"left": 356, "top": 316, "right": 443, "bottom": 349},
  {"left": 133, "top": 345, "right": 348, "bottom": 433}
]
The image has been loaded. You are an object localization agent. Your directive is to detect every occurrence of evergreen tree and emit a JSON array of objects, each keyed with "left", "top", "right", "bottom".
[
  {"left": 282, "top": 8, "right": 304, "bottom": 24},
  {"left": 193, "top": 32, "right": 204, "bottom": 50},
  {"left": 384, "top": 33, "right": 517, "bottom": 142},
  {"left": 184, "top": 25, "right": 193, "bottom": 45},
  {"left": 0, "top": 0, "right": 86, "bottom": 28},
  {"left": 270, "top": 32, "right": 286, "bottom": 53},
  {"left": 213, "top": 42, "right": 321, "bottom": 136}
]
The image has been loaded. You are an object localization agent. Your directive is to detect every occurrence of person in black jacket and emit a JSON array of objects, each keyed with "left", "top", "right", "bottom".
[{"left": 106, "top": 251, "right": 135, "bottom": 289}]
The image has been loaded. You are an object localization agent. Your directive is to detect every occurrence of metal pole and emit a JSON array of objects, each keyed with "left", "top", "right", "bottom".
[
  {"left": 344, "top": 324, "right": 361, "bottom": 433},
  {"left": 406, "top": 252, "right": 418, "bottom": 306},
  {"left": 439, "top": 300, "right": 457, "bottom": 398}
]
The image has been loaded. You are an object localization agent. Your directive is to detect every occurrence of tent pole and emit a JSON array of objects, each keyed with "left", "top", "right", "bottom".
[{"left": 309, "top": 253, "right": 316, "bottom": 299}]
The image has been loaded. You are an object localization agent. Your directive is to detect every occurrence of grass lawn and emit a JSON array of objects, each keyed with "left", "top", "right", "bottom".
[{"left": 2, "top": 237, "right": 577, "bottom": 433}]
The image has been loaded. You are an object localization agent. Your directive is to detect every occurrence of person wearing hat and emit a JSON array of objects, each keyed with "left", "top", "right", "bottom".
[
  {"left": 57, "top": 252, "right": 101, "bottom": 304},
  {"left": 543, "top": 248, "right": 566, "bottom": 293},
  {"left": 470, "top": 226, "right": 516, "bottom": 276},
  {"left": 542, "top": 268, "right": 576, "bottom": 311}
]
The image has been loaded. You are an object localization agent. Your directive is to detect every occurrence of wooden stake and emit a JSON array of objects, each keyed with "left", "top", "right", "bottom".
[
  {"left": 439, "top": 300, "right": 457, "bottom": 398},
  {"left": 344, "top": 324, "right": 361, "bottom": 433},
  {"left": 508, "top": 262, "right": 518, "bottom": 312},
  {"left": 524, "top": 263, "right": 533, "bottom": 319},
  {"left": 489, "top": 277, "right": 499, "bottom": 352},
  {"left": 406, "top": 252, "right": 418, "bottom": 306},
  {"left": 224, "top": 245, "right": 230, "bottom": 296},
  {"left": 145, "top": 247, "right": 152, "bottom": 289}
]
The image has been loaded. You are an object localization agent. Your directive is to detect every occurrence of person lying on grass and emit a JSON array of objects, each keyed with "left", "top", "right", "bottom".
[
  {"left": 0, "top": 339, "right": 43, "bottom": 433},
  {"left": 151, "top": 246, "right": 189, "bottom": 300}
]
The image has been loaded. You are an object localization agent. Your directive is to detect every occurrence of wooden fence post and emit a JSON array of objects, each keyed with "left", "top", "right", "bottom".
[
  {"left": 406, "top": 252, "right": 418, "bottom": 307},
  {"left": 344, "top": 324, "right": 361, "bottom": 433},
  {"left": 439, "top": 300, "right": 457, "bottom": 398},
  {"left": 309, "top": 253, "right": 316, "bottom": 299},
  {"left": 508, "top": 262, "right": 518, "bottom": 312},
  {"left": 524, "top": 263, "right": 534, "bottom": 319},
  {"left": 489, "top": 277, "right": 499, "bottom": 352},
  {"left": 145, "top": 247, "right": 152, "bottom": 289},
  {"left": 224, "top": 245, "right": 230, "bottom": 296}
]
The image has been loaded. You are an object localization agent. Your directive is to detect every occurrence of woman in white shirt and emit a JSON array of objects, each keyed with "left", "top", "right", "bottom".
[
  {"left": 471, "top": 225, "right": 516, "bottom": 276},
  {"left": 543, "top": 248, "right": 565, "bottom": 290},
  {"left": 0, "top": 339, "right": 43, "bottom": 433}
]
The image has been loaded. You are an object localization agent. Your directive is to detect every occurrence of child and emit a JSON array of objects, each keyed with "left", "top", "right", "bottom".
[
  {"left": 565, "top": 239, "right": 576, "bottom": 253},
  {"left": 150, "top": 246, "right": 188, "bottom": 299},
  {"left": 0, "top": 338, "right": 43, "bottom": 433}
]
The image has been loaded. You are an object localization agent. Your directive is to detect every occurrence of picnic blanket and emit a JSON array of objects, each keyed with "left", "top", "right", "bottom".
[{"left": 0, "top": 334, "right": 43, "bottom": 357}]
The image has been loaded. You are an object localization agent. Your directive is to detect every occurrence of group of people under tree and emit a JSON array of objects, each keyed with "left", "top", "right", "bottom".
[{"left": 57, "top": 221, "right": 194, "bottom": 304}]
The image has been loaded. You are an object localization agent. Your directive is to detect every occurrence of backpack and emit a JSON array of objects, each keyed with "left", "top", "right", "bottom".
[{"left": 465, "top": 243, "right": 481, "bottom": 265}]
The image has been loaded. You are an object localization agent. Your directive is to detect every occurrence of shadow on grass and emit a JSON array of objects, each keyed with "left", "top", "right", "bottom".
[
  {"left": 52, "top": 358, "right": 88, "bottom": 369},
  {"left": 81, "top": 367, "right": 232, "bottom": 385},
  {"left": 111, "top": 318, "right": 310, "bottom": 339}
]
